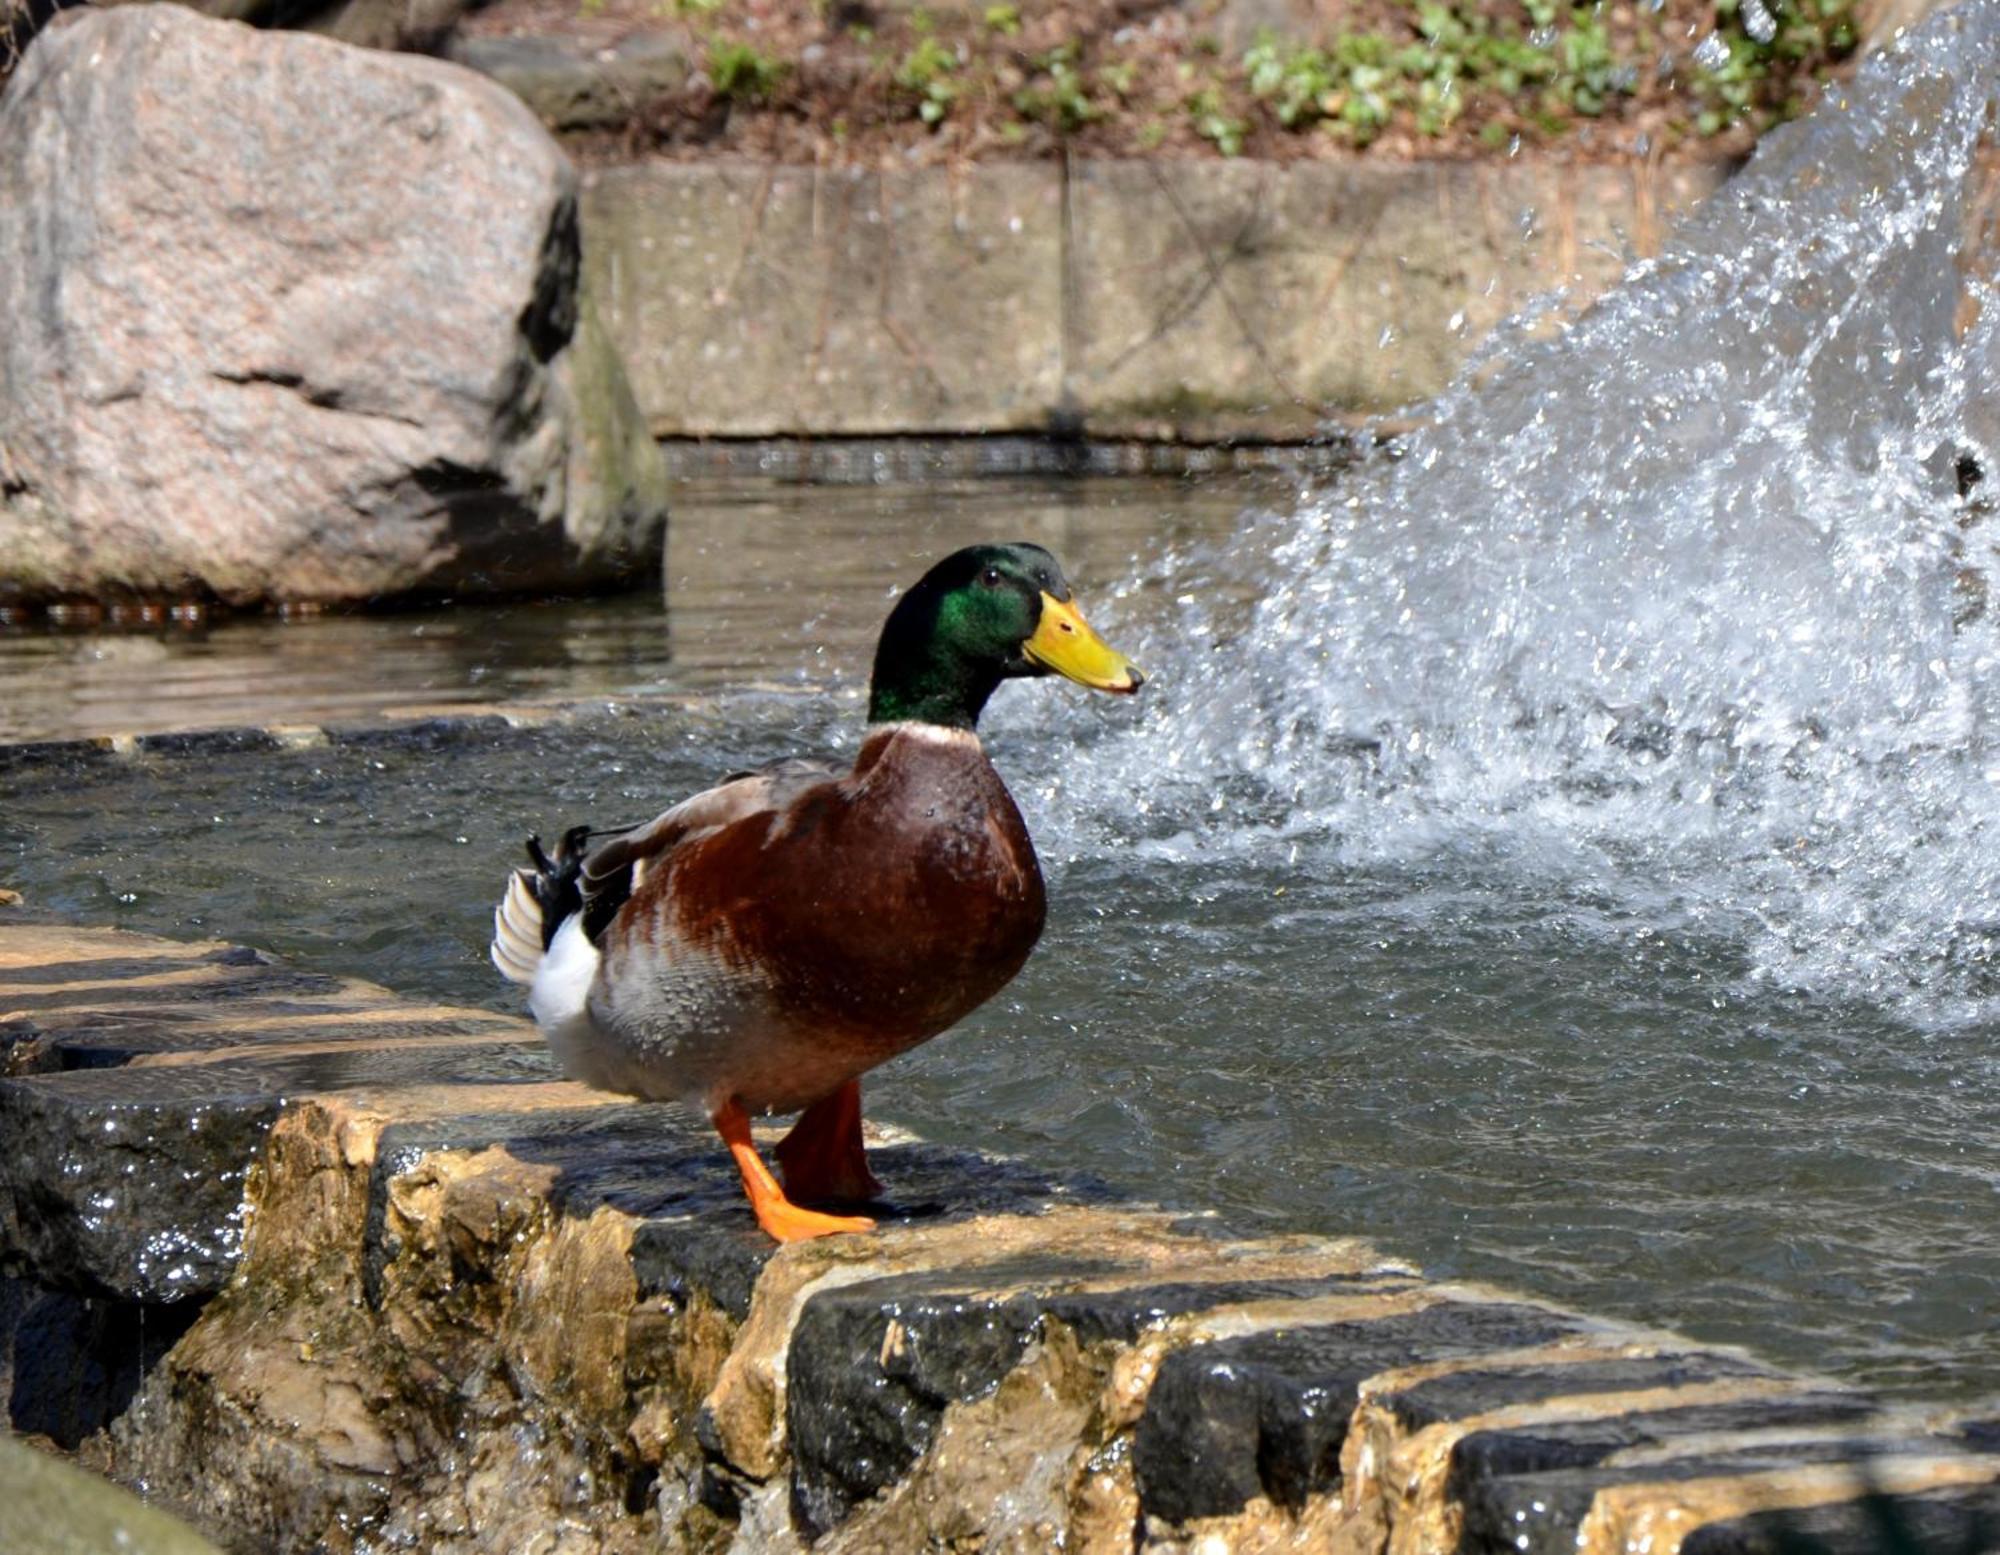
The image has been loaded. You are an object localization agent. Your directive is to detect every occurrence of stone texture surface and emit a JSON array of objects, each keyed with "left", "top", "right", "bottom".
[
  {"left": 0, "top": 1431, "right": 222, "bottom": 1555},
  {"left": 97, "top": 0, "right": 476, "bottom": 51},
  {"left": 580, "top": 154, "right": 1728, "bottom": 440},
  {"left": 1, "top": 916, "right": 1995, "bottom": 1554},
  {"left": 0, "top": 5, "right": 668, "bottom": 607},
  {"left": 1069, "top": 156, "right": 1730, "bottom": 436},
  {"left": 445, "top": 29, "right": 693, "bottom": 131},
  {"left": 583, "top": 160, "right": 1067, "bottom": 437}
]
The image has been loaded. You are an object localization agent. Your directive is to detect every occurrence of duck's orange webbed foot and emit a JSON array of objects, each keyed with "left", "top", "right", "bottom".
[
  {"left": 713, "top": 1097, "right": 876, "bottom": 1243},
  {"left": 775, "top": 1078, "right": 883, "bottom": 1205}
]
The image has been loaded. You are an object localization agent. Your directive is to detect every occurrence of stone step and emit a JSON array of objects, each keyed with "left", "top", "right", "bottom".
[{"left": 0, "top": 918, "right": 1991, "bottom": 1553}]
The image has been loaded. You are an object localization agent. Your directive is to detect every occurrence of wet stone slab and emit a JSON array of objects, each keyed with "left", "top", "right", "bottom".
[
  {"left": 1449, "top": 1391, "right": 1886, "bottom": 1486},
  {"left": 364, "top": 1103, "right": 1111, "bottom": 1323},
  {"left": 0, "top": 1274, "right": 204, "bottom": 1448},
  {"left": 787, "top": 1264, "right": 1423, "bottom": 1536},
  {"left": 0, "top": 1042, "right": 558, "bottom": 1302},
  {"left": 1372, "top": 1350, "right": 1786, "bottom": 1432},
  {"left": 2, "top": 919, "right": 1996, "bottom": 1553},
  {"left": 1134, "top": 1298, "right": 1590, "bottom": 1522},
  {"left": 1456, "top": 1433, "right": 2000, "bottom": 1555},
  {"left": 1679, "top": 1483, "right": 2000, "bottom": 1555}
]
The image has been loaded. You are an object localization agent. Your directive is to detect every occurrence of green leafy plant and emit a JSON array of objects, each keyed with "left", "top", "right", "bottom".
[
  {"left": 708, "top": 40, "right": 788, "bottom": 102},
  {"left": 1013, "top": 46, "right": 1099, "bottom": 131},
  {"left": 1244, "top": 34, "right": 1337, "bottom": 128},
  {"left": 1232, "top": 0, "right": 1853, "bottom": 148},
  {"left": 1186, "top": 84, "right": 1246, "bottom": 155},
  {"left": 894, "top": 35, "right": 961, "bottom": 125},
  {"left": 983, "top": 3, "right": 1020, "bottom": 37},
  {"left": 1556, "top": 12, "right": 1626, "bottom": 115},
  {"left": 1692, "top": 0, "right": 1859, "bottom": 133}
]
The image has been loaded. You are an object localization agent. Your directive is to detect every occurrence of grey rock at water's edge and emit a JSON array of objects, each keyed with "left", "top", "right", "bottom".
[
  {"left": 444, "top": 30, "right": 694, "bottom": 132},
  {"left": 0, "top": 5, "right": 669, "bottom": 607}
]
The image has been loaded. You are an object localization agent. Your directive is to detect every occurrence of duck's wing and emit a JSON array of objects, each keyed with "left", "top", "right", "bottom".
[{"left": 577, "top": 756, "right": 845, "bottom": 941}]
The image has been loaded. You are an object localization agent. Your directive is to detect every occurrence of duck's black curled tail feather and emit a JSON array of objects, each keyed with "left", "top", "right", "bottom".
[
  {"left": 490, "top": 824, "right": 594, "bottom": 986},
  {"left": 526, "top": 826, "right": 591, "bottom": 950},
  {"left": 490, "top": 822, "right": 648, "bottom": 986}
]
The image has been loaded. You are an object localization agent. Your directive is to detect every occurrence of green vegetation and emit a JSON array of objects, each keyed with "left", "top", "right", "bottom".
[
  {"left": 1013, "top": 44, "right": 1099, "bottom": 132},
  {"left": 1186, "top": 84, "right": 1247, "bottom": 156},
  {"left": 707, "top": 39, "right": 788, "bottom": 102},
  {"left": 1691, "top": 0, "right": 1858, "bottom": 133},
  {"left": 1235, "top": 0, "right": 1852, "bottom": 149},
  {"left": 895, "top": 34, "right": 960, "bottom": 125},
  {"left": 610, "top": 0, "right": 1860, "bottom": 161}
]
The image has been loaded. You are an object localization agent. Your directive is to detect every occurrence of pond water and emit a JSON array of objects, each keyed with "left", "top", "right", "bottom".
[
  {"left": 0, "top": 477, "right": 1252, "bottom": 744},
  {"left": 13, "top": 0, "right": 2000, "bottom": 1412},
  {"left": 3, "top": 470, "right": 1996, "bottom": 1404}
]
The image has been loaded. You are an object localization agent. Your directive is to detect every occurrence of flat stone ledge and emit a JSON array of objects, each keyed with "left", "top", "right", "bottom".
[
  {"left": 1, "top": 918, "right": 1994, "bottom": 1553},
  {"left": 0, "top": 694, "right": 719, "bottom": 777}
]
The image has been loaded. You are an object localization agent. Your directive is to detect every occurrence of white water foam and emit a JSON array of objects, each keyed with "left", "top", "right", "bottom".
[{"left": 1026, "top": 0, "right": 2000, "bottom": 1028}]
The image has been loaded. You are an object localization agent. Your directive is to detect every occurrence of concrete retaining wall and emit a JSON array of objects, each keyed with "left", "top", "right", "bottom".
[{"left": 582, "top": 156, "right": 1731, "bottom": 443}]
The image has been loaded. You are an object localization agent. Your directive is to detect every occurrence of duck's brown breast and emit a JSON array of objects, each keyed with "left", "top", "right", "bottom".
[{"left": 638, "top": 726, "right": 1046, "bottom": 1047}]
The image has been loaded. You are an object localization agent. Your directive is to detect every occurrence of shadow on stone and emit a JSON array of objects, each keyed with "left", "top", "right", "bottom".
[{"left": 0, "top": 1276, "right": 203, "bottom": 1448}]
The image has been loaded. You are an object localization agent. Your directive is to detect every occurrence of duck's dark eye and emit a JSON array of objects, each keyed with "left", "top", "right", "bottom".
[{"left": 981, "top": 567, "right": 1002, "bottom": 587}]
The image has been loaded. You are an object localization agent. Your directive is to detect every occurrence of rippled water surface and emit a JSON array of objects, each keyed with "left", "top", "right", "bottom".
[
  {"left": 5, "top": 472, "right": 1997, "bottom": 1400},
  {"left": 0, "top": 476, "right": 1247, "bottom": 743},
  {"left": 14, "top": 3, "right": 2000, "bottom": 1404}
]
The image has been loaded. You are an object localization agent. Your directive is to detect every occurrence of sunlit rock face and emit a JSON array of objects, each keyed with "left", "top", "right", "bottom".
[{"left": 0, "top": 5, "right": 667, "bottom": 607}]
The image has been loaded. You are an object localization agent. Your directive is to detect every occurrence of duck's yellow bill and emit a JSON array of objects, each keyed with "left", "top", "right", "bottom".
[{"left": 1024, "top": 592, "right": 1146, "bottom": 694}]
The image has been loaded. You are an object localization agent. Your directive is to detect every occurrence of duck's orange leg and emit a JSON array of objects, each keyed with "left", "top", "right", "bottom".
[
  {"left": 775, "top": 1078, "right": 883, "bottom": 1204},
  {"left": 712, "top": 1098, "right": 876, "bottom": 1243}
]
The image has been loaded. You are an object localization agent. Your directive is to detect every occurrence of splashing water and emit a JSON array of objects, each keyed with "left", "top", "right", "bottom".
[{"left": 1031, "top": 1, "right": 2000, "bottom": 1030}]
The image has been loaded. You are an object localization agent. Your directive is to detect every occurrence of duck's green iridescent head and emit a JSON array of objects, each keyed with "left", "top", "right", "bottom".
[{"left": 867, "top": 542, "right": 1145, "bottom": 730}]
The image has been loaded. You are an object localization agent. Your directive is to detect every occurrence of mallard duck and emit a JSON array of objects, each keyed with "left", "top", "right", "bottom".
[{"left": 491, "top": 543, "right": 1144, "bottom": 1242}]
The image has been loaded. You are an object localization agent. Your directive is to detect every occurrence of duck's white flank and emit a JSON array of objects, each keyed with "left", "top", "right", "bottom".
[{"left": 529, "top": 914, "right": 602, "bottom": 1076}]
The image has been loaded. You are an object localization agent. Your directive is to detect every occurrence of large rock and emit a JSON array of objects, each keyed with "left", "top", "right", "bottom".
[
  {"left": 0, "top": 5, "right": 668, "bottom": 607},
  {"left": 94, "top": 0, "right": 476, "bottom": 53}
]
